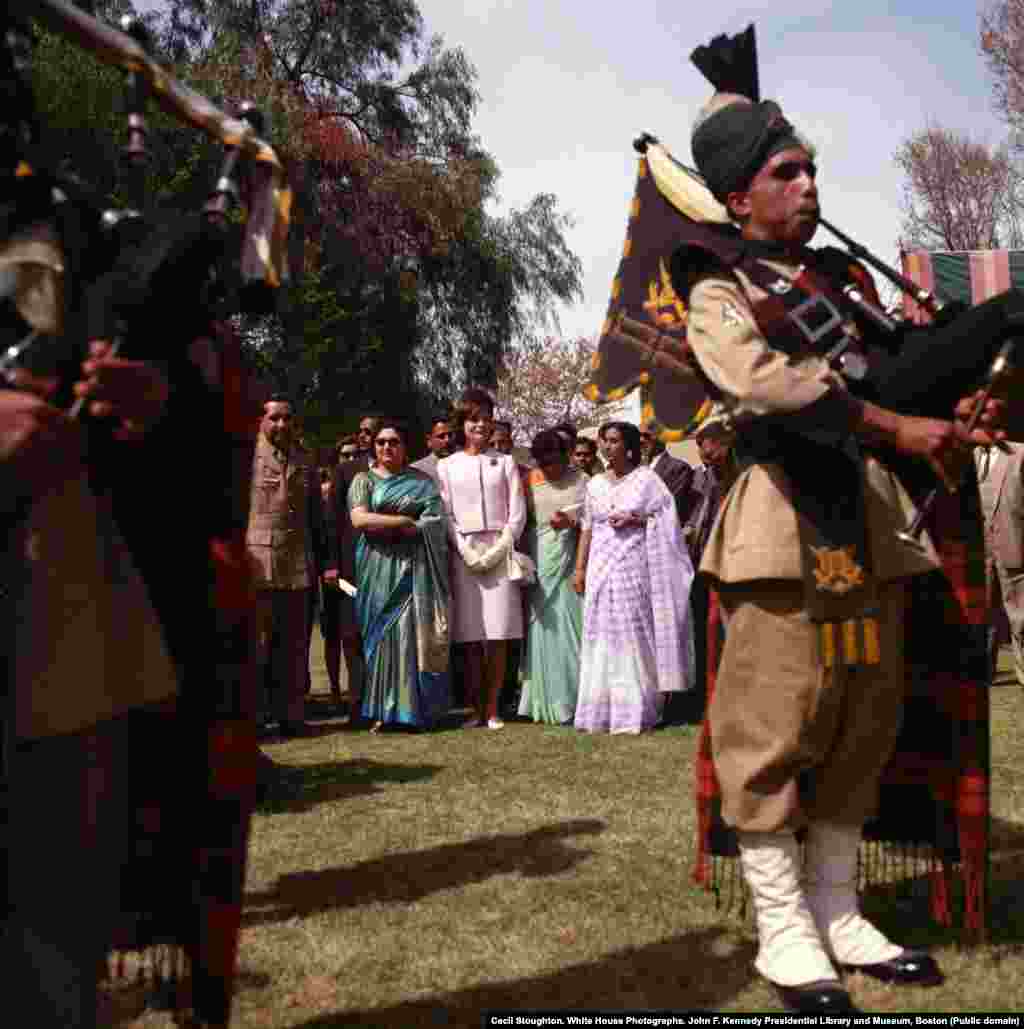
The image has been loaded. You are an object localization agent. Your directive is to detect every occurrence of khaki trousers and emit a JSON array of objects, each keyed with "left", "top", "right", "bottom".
[
  {"left": 254, "top": 588, "right": 310, "bottom": 725},
  {"left": 710, "top": 579, "right": 906, "bottom": 833}
]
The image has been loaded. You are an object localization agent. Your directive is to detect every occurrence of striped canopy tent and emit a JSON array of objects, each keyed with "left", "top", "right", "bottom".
[{"left": 902, "top": 249, "right": 1024, "bottom": 323}]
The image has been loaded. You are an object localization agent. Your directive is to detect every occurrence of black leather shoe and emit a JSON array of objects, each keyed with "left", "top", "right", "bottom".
[
  {"left": 842, "top": 950, "right": 943, "bottom": 986},
  {"left": 774, "top": 980, "right": 859, "bottom": 1013}
]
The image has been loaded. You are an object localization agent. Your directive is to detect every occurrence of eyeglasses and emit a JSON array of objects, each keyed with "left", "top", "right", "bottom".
[
  {"left": 375, "top": 439, "right": 402, "bottom": 448},
  {"left": 358, "top": 427, "right": 374, "bottom": 436}
]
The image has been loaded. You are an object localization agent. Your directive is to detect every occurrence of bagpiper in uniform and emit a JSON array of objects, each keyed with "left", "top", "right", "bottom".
[{"left": 675, "top": 27, "right": 1010, "bottom": 1013}]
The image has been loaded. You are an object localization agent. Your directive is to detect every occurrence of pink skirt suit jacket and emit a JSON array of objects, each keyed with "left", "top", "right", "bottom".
[{"left": 437, "top": 449, "right": 527, "bottom": 642}]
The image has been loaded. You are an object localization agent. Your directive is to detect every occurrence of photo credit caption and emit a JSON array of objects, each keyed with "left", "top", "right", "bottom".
[{"left": 481, "top": 1015, "right": 1024, "bottom": 1028}]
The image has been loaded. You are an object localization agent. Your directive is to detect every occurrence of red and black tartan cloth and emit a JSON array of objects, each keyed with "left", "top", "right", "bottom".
[
  {"left": 103, "top": 321, "right": 262, "bottom": 1027},
  {"left": 694, "top": 472, "right": 990, "bottom": 935}
]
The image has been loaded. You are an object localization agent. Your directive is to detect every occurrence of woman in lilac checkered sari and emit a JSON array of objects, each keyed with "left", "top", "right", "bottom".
[{"left": 572, "top": 422, "right": 695, "bottom": 733}]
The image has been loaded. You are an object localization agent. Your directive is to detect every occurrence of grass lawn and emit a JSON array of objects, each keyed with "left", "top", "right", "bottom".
[{"left": 124, "top": 638, "right": 1024, "bottom": 1026}]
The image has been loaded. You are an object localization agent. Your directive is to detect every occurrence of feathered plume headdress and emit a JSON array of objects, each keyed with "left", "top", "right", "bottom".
[
  {"left": 691, "top": 24, "right": 760, "bottom": 103},
  {"left": 689, "top": 25, "right": 803, "bottom": 203}
]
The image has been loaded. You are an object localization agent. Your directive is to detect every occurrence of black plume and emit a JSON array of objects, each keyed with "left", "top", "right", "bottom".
[
  {"left": 633, "top": 133, "right": 658, "bottom": 154},
  {"left": 690, "top": 24, "right": 760, "bottom": 102}
]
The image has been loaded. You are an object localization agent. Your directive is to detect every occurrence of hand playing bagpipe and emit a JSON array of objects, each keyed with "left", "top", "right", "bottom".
[
  {"left": 72, "top": 339, "right": 169, "bottom": 439},
  {"left": 8, "top": 339, "right": 170, "bottom": 441}
]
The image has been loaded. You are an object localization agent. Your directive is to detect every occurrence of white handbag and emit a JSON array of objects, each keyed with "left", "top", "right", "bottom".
[{"left": 506, "top": 549, "right": 536, "bottom": 585}]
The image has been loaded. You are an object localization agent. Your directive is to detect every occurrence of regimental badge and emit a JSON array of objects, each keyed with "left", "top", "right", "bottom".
[
  {"left": 721, "top": 301, "right": 744, "bottom": 327},
  {"left": 642, "top": 257, "right": 688, "bottom": 328},
  {"left": 811, "top": 544, "right": 865, "bottom": 594},
  {"left": 768, "top": 278, "right": 792, "bottom": 295}
]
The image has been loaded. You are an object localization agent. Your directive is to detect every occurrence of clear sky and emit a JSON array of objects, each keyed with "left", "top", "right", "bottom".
[{"left": 416, "top": 0, "right": 1007, "bottom": 339}]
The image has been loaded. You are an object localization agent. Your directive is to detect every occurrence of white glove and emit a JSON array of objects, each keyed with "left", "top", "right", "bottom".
[{"left": 458, "top": 526, "right": 514, "bottom": 573}]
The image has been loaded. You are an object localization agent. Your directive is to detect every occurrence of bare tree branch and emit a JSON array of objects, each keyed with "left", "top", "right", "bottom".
[
  {"left": 494, "top": 336, "right": 602, "bottom": 445},
  {"left": 894, "top": 125, "right": 1017, "bottom": 250}
]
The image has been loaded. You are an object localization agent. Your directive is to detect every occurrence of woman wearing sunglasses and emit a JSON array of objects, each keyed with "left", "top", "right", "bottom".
[{"left": 348, "top": 420, "right": 450, "bottom": 732}]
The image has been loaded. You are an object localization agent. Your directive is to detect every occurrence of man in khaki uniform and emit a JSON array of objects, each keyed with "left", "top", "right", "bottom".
[
  {"left": 680, "top": 33, "right": 1007, "bottom": 1013},
  {"left": 248, "top": 397, "right": 325, "bottom": 735}
]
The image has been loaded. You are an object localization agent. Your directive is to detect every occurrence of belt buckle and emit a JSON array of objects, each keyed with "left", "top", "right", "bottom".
[{"left": 788, "top": 294, "right": 843, "bottom": 344}]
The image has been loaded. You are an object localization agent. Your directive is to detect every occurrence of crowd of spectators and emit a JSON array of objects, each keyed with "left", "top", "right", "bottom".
[{"left": 249, "top": 389, "right": 738, "bottom": 740}]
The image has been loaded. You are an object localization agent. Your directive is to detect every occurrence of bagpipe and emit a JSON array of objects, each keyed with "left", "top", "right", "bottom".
[
  {"left": 584, "top": 133, "right": 1022, "bottom": 446},
  {"left": 2, "top": 3, "right": 290, "bottom": 1025}
]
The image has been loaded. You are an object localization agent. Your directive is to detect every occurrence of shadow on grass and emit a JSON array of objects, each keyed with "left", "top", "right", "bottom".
[
  {"left": 285, "top": 927, "right": 756, "bottom": 1028},
  {"left": 256, "top": 757, "right": 443, "bottom": 816},
  {"left": 243, "top": 818, "right": 606, "bottom": 927}
]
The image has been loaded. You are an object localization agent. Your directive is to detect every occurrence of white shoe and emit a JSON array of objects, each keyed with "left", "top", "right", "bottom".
[
  {"left": 804, "top": 822, "right": 902, "bottom": 966},
  {"left": 487, "top": 718, "right": 505, "bottom": 730},
  {"left": 737, "top": 831, "right": 838, "bottom": 988}
]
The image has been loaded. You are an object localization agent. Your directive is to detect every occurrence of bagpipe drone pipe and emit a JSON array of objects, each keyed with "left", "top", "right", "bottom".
[
  {"left": 585, "top": 135, "right": 1024, "bottom": 463},
  {"left": 2, "top": 4, "right": 289, "bottom": 1024}
]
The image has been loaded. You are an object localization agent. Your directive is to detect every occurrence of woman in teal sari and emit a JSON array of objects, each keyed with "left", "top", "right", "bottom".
[
  {"left": 518, "top": 430, "right": 588, "bottom": 725},
  {"left": 349, "top": 420, "right": 450, "bottom": 731}
]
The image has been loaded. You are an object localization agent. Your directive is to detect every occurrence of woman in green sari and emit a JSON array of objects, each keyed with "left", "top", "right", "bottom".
[
  {"left": 518, "top": 430, "right": 588, "bottom": 725},
  {"left": 349, "top": 420, "right": 450, "bottom": 731}
]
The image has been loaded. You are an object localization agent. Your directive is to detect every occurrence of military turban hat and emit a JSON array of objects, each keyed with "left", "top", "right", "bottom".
[
  {"left": 691, "top": 96, "right": 803, "bottom": 204},
  {"left": 689, "top": 25, "right": 805, "bottom": 205}
]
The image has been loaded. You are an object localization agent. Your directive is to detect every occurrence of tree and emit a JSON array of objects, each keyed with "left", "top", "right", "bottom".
[
  {"left": 493, "top": 335, "right": 601, "bottom": 445},
  {"left": 23, "top": 1, "right": 582, "bottom": 446},
  {"left": 894, "top": 126, "right": 1024, "bottom": 250},
  {"left": 982, "top": 0, "right": 1024, "bottom": 145},
  {"left": 149, "top": 0, "right": 582, "bottom": 429}
]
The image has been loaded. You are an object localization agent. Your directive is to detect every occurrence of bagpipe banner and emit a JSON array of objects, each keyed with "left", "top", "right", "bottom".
[{"left": 583, "top": 139, "right": 727, "bottom": 441}]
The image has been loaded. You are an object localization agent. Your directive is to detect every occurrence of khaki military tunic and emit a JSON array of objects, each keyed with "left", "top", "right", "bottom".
[
  {"left": 687, "top": 257, "right": 939, "bottom": 833},
  {"left": 246, "top": 435, "right": 319, "bottom": 590},
  {"left": 688, "top": 259, "right": 939, "bottom": 584}
]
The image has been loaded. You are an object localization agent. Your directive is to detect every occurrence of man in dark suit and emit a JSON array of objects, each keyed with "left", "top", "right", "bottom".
[
  {"left": 640, "top": 424, "right": 699, "bottom": 528},
  {"left": 685, "top": 415, "right": 737, "bottom": 720},
  {"left": 321, "top": 415, "right": 380, "bottom": 724}
]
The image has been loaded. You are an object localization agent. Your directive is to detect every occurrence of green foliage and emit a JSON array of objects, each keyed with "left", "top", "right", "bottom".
[{"left": 25, "top": 0, "right": 582, "bottom": 435}]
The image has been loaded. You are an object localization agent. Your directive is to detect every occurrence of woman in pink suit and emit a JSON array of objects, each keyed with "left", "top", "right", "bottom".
[{"left": 437, "top": 388, "right": 527, "bottom": 729}]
